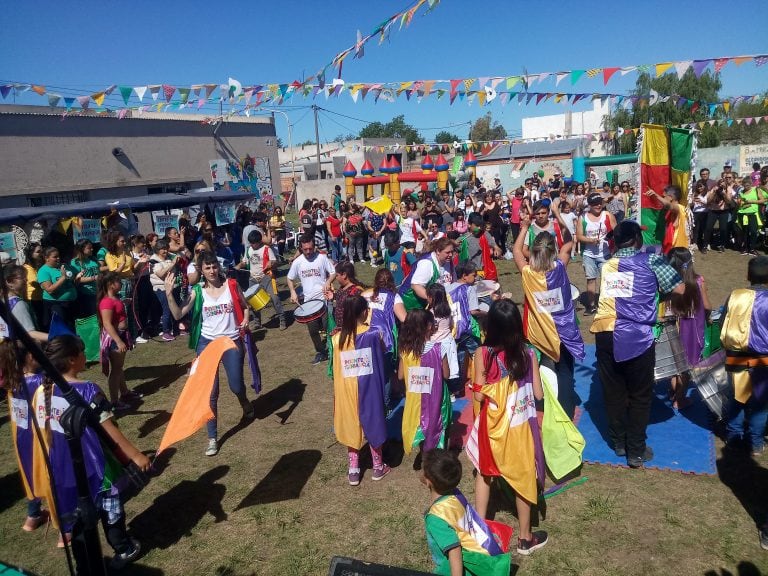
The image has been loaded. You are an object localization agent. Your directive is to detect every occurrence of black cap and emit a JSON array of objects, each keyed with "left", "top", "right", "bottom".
[{"left": 587, "top": 193, "right": 604, "bottom": 206}]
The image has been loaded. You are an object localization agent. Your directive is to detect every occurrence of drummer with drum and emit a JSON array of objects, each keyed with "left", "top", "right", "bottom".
[
  {"left": 287, "top": 234, "right": 336, "bottom": 365},
  {"left": 590, "top": 220, "right": 685, "bottom": 469},
  {"left": 236, "top": 230, "right": 286, "bottom": 331}
]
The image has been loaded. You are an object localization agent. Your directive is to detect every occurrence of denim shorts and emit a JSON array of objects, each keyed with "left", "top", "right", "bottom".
[{"left": 582, "top": 253, "right": 608, "bottom": 280}]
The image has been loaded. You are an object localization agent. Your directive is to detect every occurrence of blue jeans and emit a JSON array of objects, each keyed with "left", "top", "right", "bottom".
[
  {"left": 725, "top": 392, "right": 768, "bottom": 450},
  {"left": 329, "top": 237, "right": 343, "bottom": 262},
  {"left": 196, "top": 335, "right": 247, "bottom": 439},
  {"left": 154, "top": 290, "right": 175, "bottom": 334}
]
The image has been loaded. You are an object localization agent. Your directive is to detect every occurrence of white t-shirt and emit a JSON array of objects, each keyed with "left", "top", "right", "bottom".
[
  {"left": 559, "top": 212, "right": 578, "bottom": 236},
  {"left": 411, "top": 254, "right": 453, "bottom": 287},
  {"left": 287, "top": 252, "right": 335, "bottom": 301},
  {"left": 200, "top": 286, "right": 239, "bottom": 340},
  {"left": 398, "top": 217, "right": 423, "bottom": 244},
  {"left": 243, "top": 244, "right": 275, "bottom": 281}
]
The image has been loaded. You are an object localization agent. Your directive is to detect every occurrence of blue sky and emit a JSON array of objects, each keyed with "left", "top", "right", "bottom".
[{"left": 1, "top": 0, "right": 766, "bottom": 144}]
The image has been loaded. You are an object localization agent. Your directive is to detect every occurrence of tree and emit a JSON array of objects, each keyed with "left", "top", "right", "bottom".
[
  {"left": 469, "top": 112, "right": 507, "bottom": 143},
  {"left": 606, "top": 70, "right": 723, "bottom": 153},
  {"left": 276, "top": 137, "right": 284, "bottom": 149},
  {"left": 720, "top": 93, "right": 768, "bottom": 145},
  {"left": 333, "top": 133, "right": 356, "bottom": 143},
  {"left": 359, "top": 115, "right": 422, "bottom": 144},
  {"left": 435, "top": 130, "right": 460, "bottom": 144},
  {"left": 298, "top": 139, "right": 315, "bottom": 147}
]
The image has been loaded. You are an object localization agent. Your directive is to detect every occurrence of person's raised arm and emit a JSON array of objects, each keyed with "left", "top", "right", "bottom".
[
  {"left": 100, "top": 419, "right": 150, "bottom": 471},
  {"left": 512, "top": 211, "right": 530, "bottom": 273},
  {"left": 164, "top": 274, "right": 195, "bottom": 319}
]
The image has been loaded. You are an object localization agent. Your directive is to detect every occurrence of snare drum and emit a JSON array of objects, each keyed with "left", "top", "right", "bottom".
[
  {"left": 244, "top": 285, "right": 271, "bottom": 311},
  {"left": 293, "top": 299, "right": 327, "bottom": 324},
  {"left": 654, "top": 322, "right": 689, "bottom": 381},
  {"left": 690, "top": 350, "right": 730, "bottom": 420}
]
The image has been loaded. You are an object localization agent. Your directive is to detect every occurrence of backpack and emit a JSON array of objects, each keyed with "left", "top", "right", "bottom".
[{"left": 300, "top": 213, "right": 314, "bottom": 233}]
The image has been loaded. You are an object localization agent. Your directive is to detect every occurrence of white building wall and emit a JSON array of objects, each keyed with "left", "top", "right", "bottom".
[{"left": 522, "top": 100, "right": 612, "bottom": 157}]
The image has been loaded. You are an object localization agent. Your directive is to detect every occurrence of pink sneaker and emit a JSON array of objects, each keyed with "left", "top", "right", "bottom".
[
  {"left": 161, "top": 333, "right": 175, "bottom": 342},
  {"left": 371, "top": 464, "right": 391, "bottom": 481}
]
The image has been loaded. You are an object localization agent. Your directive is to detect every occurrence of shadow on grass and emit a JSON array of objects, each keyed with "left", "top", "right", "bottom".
[
  {"left": 252, "top": 378, "right": 306, "bottom": 423},
  {"left": 234, "top": 450, "right": 321, "bottom": 510},
  {"left": 134, "top": 409, "right": 172, "bottom": 438},
  {"left": 128, "top": 363, "right": 190, "bottom": 397},
  {"left": 0, "top": 471, "right": 24, "bottom": 514},
  {"left": 704, "top": 562, "right": 763, "bottom": 576},
  {"left": 716, "top": 446, "right": 768, "bottom": 529},
  {"left": 0, "top": 413, "right": 8, "bottom": 428},
  {"left": 129, "top": 465, "right": 229, "bottom": 550}
]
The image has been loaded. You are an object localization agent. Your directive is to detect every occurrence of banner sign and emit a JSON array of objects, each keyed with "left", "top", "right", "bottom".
[
  {"left": 153, "top": 212, "right": 180, "bottom": 233},
  {"left": 0, "top": 231, "right": 17, "bottom": 260},
  {"left": 214, "top": 203, "right": 237, "bottom": 226},
  {"left": 73, "top": 218, "right": 102, "bottom": 243}
]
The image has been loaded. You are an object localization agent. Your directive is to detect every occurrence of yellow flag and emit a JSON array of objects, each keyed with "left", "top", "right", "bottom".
[
  {"left": 477, "top": 90, "right": 486, "bottom": 106},
  {"left": 92, "top": 92, "right": 105, "bottom": 106},
  {"left": 655, "top": 62, "right": 674, "bottom": 77}
]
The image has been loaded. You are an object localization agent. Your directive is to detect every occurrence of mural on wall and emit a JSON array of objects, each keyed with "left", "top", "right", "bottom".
[{"left": 209, "top": 155, "right": 274, "bottom": 205}]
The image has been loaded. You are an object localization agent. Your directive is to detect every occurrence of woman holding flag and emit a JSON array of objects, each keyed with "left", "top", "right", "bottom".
[{"left": 164, "top": 252, "right": 259, "bottom": 457}]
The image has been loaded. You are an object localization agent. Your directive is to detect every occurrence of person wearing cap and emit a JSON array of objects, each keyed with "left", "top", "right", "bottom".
[
  {"left": 575, "top": 194, "right": 616, "bottom": 315},
  {"left": 590, "top": 220, "right": 684, "bottom": 468},
  {"left": 722, "top": 160, "right": 734, "bottom": 179},
  {"left": 645, "top": 185, "right": 690, "bottom": 254}
]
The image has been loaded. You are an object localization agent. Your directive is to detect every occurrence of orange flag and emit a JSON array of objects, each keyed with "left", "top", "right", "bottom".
[{"left": 156, "top": 336, "right": 235, "bottom": 455}]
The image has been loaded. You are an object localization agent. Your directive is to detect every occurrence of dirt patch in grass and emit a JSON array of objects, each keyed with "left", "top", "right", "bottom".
[{"left": 1, "top": 250, "right": 767, "bottom": 575}]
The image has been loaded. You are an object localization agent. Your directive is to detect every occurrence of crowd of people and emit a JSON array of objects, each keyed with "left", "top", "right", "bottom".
[{"left": 2, "top": 160, "right": 768, "bottom": 572}]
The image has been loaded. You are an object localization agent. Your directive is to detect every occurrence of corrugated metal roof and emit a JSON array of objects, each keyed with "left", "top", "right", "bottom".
[
  {"left": 0, "top": 104, "right": 273, "bottom": 124},
  {"left": 480, "top": 137, "right": 585, "bottom": 161}
]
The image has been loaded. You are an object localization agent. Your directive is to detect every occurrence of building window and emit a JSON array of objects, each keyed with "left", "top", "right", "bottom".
[
  {"left": 29, "top": 191, "right": 87, "bottom": 207},
  {"left": 148, "top": 183, "right": 190, "bottom": 195}
]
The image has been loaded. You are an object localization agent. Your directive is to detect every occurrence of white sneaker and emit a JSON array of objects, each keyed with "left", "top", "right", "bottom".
[
  {"left": 134, "top": 336, "right": 149, "bottom": 344},
  {"left": 205, "top": 438, "right": 218, "bottom": 456}
]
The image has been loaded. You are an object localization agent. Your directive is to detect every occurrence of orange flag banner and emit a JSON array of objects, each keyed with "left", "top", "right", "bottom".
[{"left": 156, "top": 336, "right": 235, "bottom": 455}]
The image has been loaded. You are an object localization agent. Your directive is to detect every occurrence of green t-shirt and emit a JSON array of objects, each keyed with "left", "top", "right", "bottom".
[
  {"left": 70, "top": 257, "right": 100, "bottom": 295},
  {"left": 424, "top": 495, "right": 512, "bottom": 576},
  {"left": 37, "top": 264, "right": 77, "bottom": 302},
  {"left": 96, "top": 246, "right": 108, "bottom": 263},
  {"left": 738, "top": 187, "right": 763, "bottom": 216}
]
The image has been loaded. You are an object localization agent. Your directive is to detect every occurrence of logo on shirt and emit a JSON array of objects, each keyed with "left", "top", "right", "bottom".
[
  {"left": 407, "top": 366, "right": 434, "bottom": 394},
  {"left": 11, "top": 398, "right": 28, "bottom": 429},
  {"left": 603, "top": 272, "right": 635, "bottom": 298},
  {"left": 300, "top": 268, "right": 323, "bottom": 279},
  {"left": 506, "top": 387, "right": 536, "bottom": 427},
  {"left": 532, "top": 288, "right": 564, "bottom": 314},
  {"left": 340, "top": 348, "right": 374, "bottom": 378},
  {"left": 203, "top": 303, "right": 234, "bottom": 318}
]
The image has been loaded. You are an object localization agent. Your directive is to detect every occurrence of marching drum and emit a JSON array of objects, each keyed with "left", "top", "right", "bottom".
[
  {"left": 244, "top": 285, "right": 271, "bottom": 311},
  {"left": 690, "top": 350, "right": 730, "bottom": 420},
  {"left": 293, "top": 299, "right": 327, "bottom": 324},
  {"left": 654, "top": 322, "right": 689, "bottom": 381}
]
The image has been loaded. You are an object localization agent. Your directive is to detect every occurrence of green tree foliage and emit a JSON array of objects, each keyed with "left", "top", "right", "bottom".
[
  {"left": 720, "top": 93, "right": 768, "bottom": 145},
  {"left": 606, "top": 70, "right": 723, "bottom": 153},
  {"left": 435, "top": 130, "right": 460, "bottom": 144},
  {"left": 359, "top": 115, "right": 422, "bottom": 144},
  {"left": 332, "top": 133, "right": 357, "bottom": 143},
  {"left": 469, "top": 112, "right": 507, "bottom": 143}
]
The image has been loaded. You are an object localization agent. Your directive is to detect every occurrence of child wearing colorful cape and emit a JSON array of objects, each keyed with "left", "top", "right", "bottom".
[
  {"left": 426, "top": 284, "right": 460, "bottom": 396},
  {"left": 468, "top": 299, "right": 548, "bottom": 555},
  {"left": 0, "top": 340, "right": 52, "bottom": 535},
  {"left": 422, "top": 449, "right": 513, "bottom": 576},
  {"left": 331, "top": 295, "right": 390, "bottom": 486},
  {"left": 399, "top": 309, "right": 451, "bottom": 462},
  {"left": 35, "top": 335, "right": 150, "bottom": 569},
  {"left": 447, "top": 262, "right": 483, "bottom": 399},
  {"left": 664, "top": 248, "right": 711, "bottom": 409}
]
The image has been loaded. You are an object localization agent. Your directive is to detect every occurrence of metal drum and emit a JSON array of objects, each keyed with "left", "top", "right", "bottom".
[
  {"left": 654, "top": 322, "right": 689, "bottom": 381},
  {"left": 690, "top": 350, "right": 730, "bottom": 420}
]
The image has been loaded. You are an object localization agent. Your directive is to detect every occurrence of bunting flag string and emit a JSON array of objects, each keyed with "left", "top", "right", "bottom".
[{"left": 2, "top": 52, "right": 766, "bottom": 116}]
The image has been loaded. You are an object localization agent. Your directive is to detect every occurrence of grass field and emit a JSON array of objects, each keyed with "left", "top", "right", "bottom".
[{"left": 1, "top": 248, "right": 767, "bottom": 576}]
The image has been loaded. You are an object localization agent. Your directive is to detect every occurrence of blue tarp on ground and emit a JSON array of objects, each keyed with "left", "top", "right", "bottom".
[{"left": 575, "top": 344, "right": 717, "bottom": 475}]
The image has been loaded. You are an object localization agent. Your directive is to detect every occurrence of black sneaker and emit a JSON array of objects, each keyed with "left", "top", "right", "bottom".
[
  {"left": 627, "top": 446, "right": 654, "bottom": 469},
  {"left": 517, "top": 530, "right": 548, "bottom": 555},
  {"left": 760, "top": 526, "right": 768, "bottom": 551},
  {"left": 614, "top": 445, "right": 626, "bottom": 458},
  {"left": 311, "top": 352, "right": 329, "bottom": 365},
  {"left": 583, "top": 306, "right": 597, "bottom": 316},
  {"left": 110, "top": 538, "right": 141, "bottom": 569}
]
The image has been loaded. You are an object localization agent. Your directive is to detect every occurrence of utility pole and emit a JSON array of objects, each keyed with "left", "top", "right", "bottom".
[{"left": 312, "top": 105, "right": 322, "bottom": 180}]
